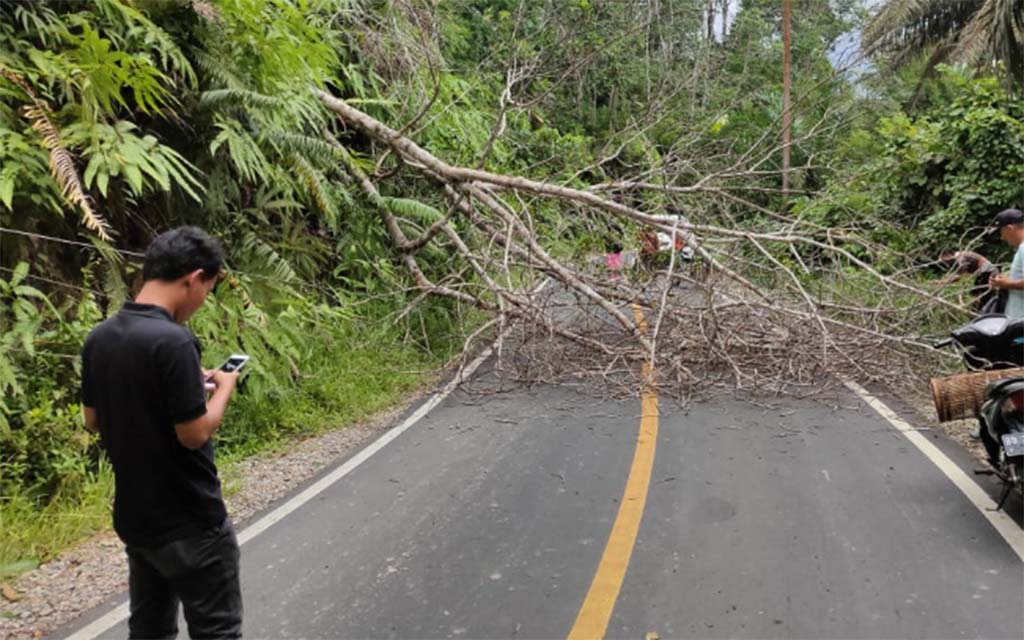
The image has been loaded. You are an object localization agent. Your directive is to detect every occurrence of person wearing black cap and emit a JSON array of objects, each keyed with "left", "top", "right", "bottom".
[{"left": 990, "top": 208, "right": 1024, "bottom": 318}]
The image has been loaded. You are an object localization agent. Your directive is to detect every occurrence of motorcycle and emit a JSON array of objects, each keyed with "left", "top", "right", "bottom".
[
  {"left": 978, "top": 377, "right": 1024, "bottom": 508},
  {"left": 934, "top": 314, "right": 1024, "bottom": 370},
  {"left": 935, "top": 314, "right": 1024, "bottom": 510}
]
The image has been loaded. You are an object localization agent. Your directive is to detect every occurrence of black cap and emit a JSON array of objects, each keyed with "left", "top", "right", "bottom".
[{"left": 993, "top": 208, "right": 1024, "bottom": 229}]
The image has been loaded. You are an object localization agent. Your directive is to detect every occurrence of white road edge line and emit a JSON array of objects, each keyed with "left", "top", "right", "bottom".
[
  {"left": 844, "top": 379, "right": 1024, "bottom": 562},
  {"left": 68, "top": 324, "right": 513, "bottom": 640}
]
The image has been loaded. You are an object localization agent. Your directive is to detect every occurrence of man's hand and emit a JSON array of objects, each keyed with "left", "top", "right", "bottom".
[
  {"left": 209, "top": 369, "right": 241, "bottom": 394},
  {"left": 83, "top": 406, "right": 98, "bottom": 434},
  {"left": 175, "top": 369, "right": 241, "bottom": 450},
  {"left": 202, "top": 368, "right": 216, "bottom": 393},
  {"left": 991, "top": 274, "right": 1024, "bottom": 290}
]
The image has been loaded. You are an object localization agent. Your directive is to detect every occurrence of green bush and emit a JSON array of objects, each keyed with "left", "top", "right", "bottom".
[{"left": 798, "top": 67, "right": 1024, "bottom": 260}]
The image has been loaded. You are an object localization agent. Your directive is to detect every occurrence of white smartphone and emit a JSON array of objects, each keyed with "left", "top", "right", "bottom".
[
  {"left": 217, "top": 354, "right": 250, "bottom": 374},
  {"left": 205, "top": 354, "right": 250, "bottom": 388}
]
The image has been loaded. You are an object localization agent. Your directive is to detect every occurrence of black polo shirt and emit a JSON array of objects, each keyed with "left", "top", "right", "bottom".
[{"left": 81, "top": 302, "right": 227, "bottom": 547}]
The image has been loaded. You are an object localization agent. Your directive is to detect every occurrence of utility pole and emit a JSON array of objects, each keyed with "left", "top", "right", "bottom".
[{"left": 781, "top": 0, "right": 792, "bottom": 198}]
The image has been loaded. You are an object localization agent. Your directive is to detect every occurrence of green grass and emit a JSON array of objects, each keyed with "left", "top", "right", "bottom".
[{"left": 0, "top": 461, "right": 114, "bottom": 579}]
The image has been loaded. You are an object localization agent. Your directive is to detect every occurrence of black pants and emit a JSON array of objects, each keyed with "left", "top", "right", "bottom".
[{"left": 126, "top": 519, "right": 243, "bottom": 639}]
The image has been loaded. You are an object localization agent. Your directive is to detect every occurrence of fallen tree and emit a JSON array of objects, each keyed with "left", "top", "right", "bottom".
[{"left": 315, "top": 89, "right": 966, "bottom": 399}]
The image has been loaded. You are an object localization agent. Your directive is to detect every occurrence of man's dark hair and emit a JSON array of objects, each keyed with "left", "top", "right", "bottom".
[{"left": 143, "top": 226, "right": 225, "bottom": 282}]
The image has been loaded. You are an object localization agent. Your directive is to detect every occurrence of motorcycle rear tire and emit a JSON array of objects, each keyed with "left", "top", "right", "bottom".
[{"left": 979, "top": 419, "right": 1001, "bottom": 467}]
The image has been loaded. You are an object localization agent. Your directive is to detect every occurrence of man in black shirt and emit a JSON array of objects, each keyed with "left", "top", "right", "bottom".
[{"left": 82, "top": 227, "right": 242, "bottom": 638}]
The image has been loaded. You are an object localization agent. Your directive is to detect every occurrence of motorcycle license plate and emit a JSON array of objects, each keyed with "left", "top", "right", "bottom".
[{"left": 1002, "top": 432, "right": 1024, "bottom": 457}]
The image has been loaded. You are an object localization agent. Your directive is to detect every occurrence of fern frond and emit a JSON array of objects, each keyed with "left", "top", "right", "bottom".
[
  {"left": 191, "top": 1, "right": 224, "bottom": 24},
  {"left": 384, "top": 197, "right": 445, "bottom": 223},
  {"left": 91, "top": 237, "right": 125, "bottom": 265},
  {"left": 276, "top": 92, "right": 331, "bottom": 130},
  {"left": 239, "top": 231, "right": 299, "bottom": 283},
  {"left": 267, "top": 131, "right": 338, "bottom": 167},
  {"left": 291, "top": 153, "right": 339, "bottom": 228},
  {"left": 25, "top": 105, "right": 111, "bottom": 239},
  {"left": 210, "top": 119, "right": 270, "bottom": 183},
  {"left": 94, "top": 0, "right": 197, "bottom": 85},
  {"left": 13, "top": 4, "right": 66, "bottom": 50},
  {"left": 200, "top": 88, "right": 282, "bottom": 111},
  {"left": 192, "top": 50, "right": 246, "bottom": 90},
  {"left": 101, "top": 261, "right": 128, "bottom": 310},
  {"left": 1, "top": 68, "right": 112, "bottom": 240},
  {"left": 0, "top": 350, "right": 22, "bottom": 400}
]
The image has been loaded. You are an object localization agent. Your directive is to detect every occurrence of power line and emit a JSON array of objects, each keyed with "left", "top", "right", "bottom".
[
  {"left": 0, "top": 226, "right": 345, "bottom": 297},
  {"left": 0, "top": 226, "right": 145, "bottom": 258},
  {"left": 0, "top": 265, "right": 109, "bottom": 298},
  {"left": 0, "top": 226, "right": 443, "bottom": 309}
]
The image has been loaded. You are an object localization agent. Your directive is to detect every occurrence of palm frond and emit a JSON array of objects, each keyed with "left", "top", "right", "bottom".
[
  {"left": 955, "top": 3, "right": 995, "bottom": 64},
  {"left": 864, "top": 0, "right": 1024, "bottom": 87},
  {"left": 866, "top": 1, "right": 979, "bottom": 54},
  {"left": 984, "top": 0, "right": 1024, "bottom": 83}
]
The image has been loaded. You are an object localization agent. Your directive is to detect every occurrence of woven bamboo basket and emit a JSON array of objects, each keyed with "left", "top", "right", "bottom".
[{"left": 930, "top": 367, "right": 1024, "bottom": 423}]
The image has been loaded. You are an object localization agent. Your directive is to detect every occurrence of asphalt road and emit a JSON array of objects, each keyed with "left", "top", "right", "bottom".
[{"left": 70, "top": 368, "right": 1023, "bottom": 639}]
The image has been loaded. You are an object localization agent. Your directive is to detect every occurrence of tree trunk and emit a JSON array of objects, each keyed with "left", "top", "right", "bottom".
[
  {"left": 706, "top": 0, "right": 714, "bottom": 41},
  {"left": 782, "top": 0, "right": 792, "bottom": 198}
]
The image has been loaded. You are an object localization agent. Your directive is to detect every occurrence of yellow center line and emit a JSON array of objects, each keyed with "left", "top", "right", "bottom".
[{"left": 567, "top": 305, "right": 659, "bottom": 640}]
